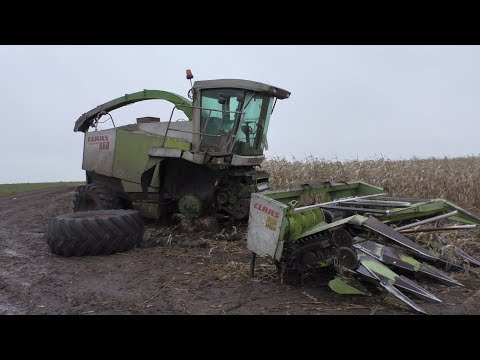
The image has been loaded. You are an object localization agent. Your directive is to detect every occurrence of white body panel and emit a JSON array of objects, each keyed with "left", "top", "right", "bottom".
[
  {"left": 82, "top": 129, "right": 116, "bottom": 176},
  {"left": 182, "top": 151, "right": 205, "bottom": 164},
  {"left": 149, "top": 147, "right": 183, "bottom": 158},
  {"left": 231, "top": 154, "right": 265, "bottom": 166},
  {"left": 121, "top": 179, "right": 157, "bottom": 192},
  {"left": 247, "top": 193, "right": 284, "bottom": 258}
]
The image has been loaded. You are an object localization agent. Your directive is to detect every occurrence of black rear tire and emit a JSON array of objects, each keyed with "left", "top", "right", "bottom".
[
  {"left": 46, "top": 209, "right": 144, "bottom": 256},
  {"left": 73, "top": 183, "right": 123, "bottom": 212}
]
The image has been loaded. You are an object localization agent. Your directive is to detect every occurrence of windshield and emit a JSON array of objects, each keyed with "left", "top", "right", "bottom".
[
  {"left": 200, "top": 88, "right": 245, "bottom": 150},
  {"left": 233, "top": 92, "right": 273, "bottom": 156},
  {"left": 200, "top": 88, "right": 274, "bottom": 155}
]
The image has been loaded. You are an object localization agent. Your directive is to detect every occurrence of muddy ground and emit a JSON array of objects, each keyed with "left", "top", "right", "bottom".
[{"left": 1, "top": 186, "right": 480, "bottom": 315}]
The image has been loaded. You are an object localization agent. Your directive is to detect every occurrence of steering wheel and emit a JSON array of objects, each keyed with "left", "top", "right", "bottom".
[{"left": 241, "top": 121, "right": 257, "bottom": 136}]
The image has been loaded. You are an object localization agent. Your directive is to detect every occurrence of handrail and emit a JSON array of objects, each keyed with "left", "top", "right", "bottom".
[{"left": 161, "top": 104, "right": 246, "bottom": 151}]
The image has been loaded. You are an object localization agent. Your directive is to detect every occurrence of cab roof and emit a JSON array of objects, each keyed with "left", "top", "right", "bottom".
[{"left": 193, "top": 79, "right": 290, "bottom": 100}]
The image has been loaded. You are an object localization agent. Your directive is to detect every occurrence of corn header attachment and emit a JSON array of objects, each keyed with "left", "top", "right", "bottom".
[{"left": 247, "top": 181, "right": 480, "bottom": 314}]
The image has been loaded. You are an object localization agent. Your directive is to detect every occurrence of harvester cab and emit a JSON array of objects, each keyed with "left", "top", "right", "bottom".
[
  {"left": 73, "top": 71, "right": 290, "bottom": 221},
  {"left": 190, "top": 79, "right": 290, "bottom": 163}
]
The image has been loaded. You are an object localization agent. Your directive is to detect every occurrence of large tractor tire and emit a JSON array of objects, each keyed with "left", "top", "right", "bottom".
[
  {"left": 73, "top": 183, "right": 122, "bottom": 212},
  {"left": 46, "top": 210, "right": 144, "bottom": 257}
]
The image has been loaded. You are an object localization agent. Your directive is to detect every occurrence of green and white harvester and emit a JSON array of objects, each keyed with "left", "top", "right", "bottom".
[{"left": 73, "top": 70, "right": 289, "bottom": 221}]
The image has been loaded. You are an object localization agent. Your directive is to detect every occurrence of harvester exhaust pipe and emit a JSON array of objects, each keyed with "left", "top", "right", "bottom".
[{"left": 186, "top": 69, "right": 194, "bottom": 99}]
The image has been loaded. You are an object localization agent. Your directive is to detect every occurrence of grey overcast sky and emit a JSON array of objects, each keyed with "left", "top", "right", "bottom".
[{"left": 1, "top": 45, "right": 479, "bottom": 183}]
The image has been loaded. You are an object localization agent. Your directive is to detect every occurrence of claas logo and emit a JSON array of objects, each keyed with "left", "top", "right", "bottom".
[
  {"left": 87, "top": 135, "right": 109, "bottom": 142},
  {"left": 253, "top": 203, "right": 280, "bottom": 218}
]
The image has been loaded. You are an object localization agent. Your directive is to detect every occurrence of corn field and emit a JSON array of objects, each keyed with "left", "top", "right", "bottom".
[{"left": 264, "top": 156, "right": 480, "bottom": 213}]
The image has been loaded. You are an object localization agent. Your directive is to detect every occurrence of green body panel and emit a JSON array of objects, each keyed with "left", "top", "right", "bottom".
[
  {"left": 328, "top": 277, "right": 371, "bottom": 295},
  {"left": 74, "top": 89, "right": 193, "bottom": 132},
  {"left": 356, "top": 240, "right": 423, "bottom": 272},
  {"left": 113, "top": 130, "right": 164, "bottom": 185},
  {"left": 442, "top": 200, "right": 480, "bottom": 225},
  {"left": 382, "top": 199, "right": 480, "bottom": 225},
  {"left": 382, "top": 200, "right": 446, "bottom": 222},
  {"left": 298, "top": 215, "right": 368, "bottom": 240},
  {"left": 399, "top": 254, "right": 421, "bottom": 271},
  {"left": 357, "top": 253, "right": 398, "bottom": 282},
  {"left": 163, "top": 138, "right": 191, "bottom": 150}
]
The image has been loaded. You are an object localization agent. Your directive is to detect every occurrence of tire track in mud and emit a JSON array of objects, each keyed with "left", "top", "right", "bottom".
[
  {"left": 0, "top": 187, "right": 74, "bottom": 205},
  {"left": 0, "top": 187, "right": 78, "bottom": 314},
  {"left": 0, "top": 189, "right": 73, "bottom": 228}
]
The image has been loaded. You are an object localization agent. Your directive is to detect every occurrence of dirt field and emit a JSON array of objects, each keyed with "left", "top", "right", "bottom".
[{"left": 1, "top": 186, "right": 480, "bottom": 315}]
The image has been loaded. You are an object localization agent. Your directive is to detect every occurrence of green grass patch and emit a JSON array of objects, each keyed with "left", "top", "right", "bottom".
[{"left": 0, "top": 181, "right": 85, "bottom": 196}]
